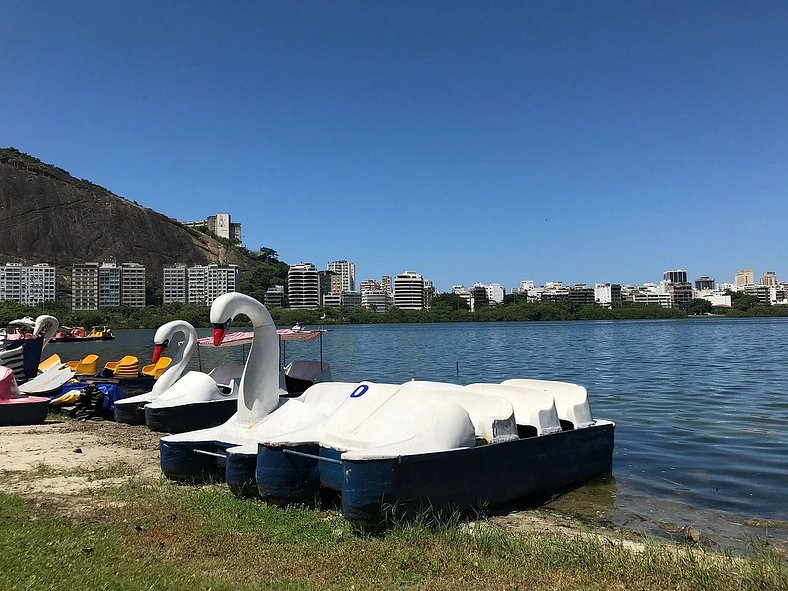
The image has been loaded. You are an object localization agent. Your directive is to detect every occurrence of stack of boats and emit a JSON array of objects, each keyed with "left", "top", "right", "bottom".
[{"left": 0, "top": 294, "right": 615, "bottom": 527}]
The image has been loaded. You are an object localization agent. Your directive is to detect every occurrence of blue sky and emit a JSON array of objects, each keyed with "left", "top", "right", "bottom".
[{"left": 3, "top": 1, "right": 787, "bottom": 291}]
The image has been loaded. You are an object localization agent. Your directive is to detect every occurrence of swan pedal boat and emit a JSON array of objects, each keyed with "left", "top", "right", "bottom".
[
  {"left": 253, "top": 379, "right": 614, "bottom": 528},
  {"left": 158, "top": 293, "right": 333, "bottom": 493},
  {"left": 114, "top": 320, "right": 243, "bottom": 431},
  {"left": 0, "top": 315, "right": 61, "bottom": 426}
]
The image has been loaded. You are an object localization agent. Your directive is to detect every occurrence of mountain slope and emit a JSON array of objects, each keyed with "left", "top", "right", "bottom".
[{"left": 0, "top": 148, "right": 257, "bottom": 289}]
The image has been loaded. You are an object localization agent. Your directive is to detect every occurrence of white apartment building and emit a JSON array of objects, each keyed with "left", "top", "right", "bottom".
[
  {"left": 393, "top": 271, "right": 425, "bottom": 310},
  {"left": 98, "top": 263, "right": 121, "bottom": 308},
  {"left": 0, "top": 263, "right": 56, "bottom": 305},
  {"left": 594, "top": 283, "right": 623, "bottom": 308},
  {"left": 121, "top": 263, "right": 146, "bottom": 308},
  {"left": 187, "top": 264, "right": 239, "bottom": 306},
  {"left": 486, "top": 283, "right": 505, "bottom": 304},
  {"left": 71, "top": 261, "right": 146, "bottom": 310},
  {"left": 72, "top": 262, "right": 100, "bottom": 311},
  {"left": 288, "top": 263, "right": 320, "bottom": 309},
  {"left": 163, "top": 264, "right": 188, "bottom": 304},
  {"left": 327, "top": 260, "right": 355, "bottom": 293},
  {"left": 381, "top": 275, "right": 392, "bottom": 295},
  {"left": 361, "top": 289, "right": 388, "bottom": 313}
]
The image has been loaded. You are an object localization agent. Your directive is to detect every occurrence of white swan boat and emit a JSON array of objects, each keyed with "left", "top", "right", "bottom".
[
  {"left": 114, "top": 320, "right": 243, "bottom": 431},
  {"left": 159, "top": 293, "right": 339, "bottom": 489}
]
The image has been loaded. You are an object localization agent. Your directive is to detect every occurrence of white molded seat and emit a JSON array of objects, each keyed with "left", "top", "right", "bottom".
[
  {"left": 466, "top": 383, "right": 562, "bottom": 436},
  {"left": 501, "top": 379, "right": 594, "bottom": 429}
]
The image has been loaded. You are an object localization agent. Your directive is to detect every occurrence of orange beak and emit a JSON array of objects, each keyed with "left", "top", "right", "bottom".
[{"left": 152, "top": 343, "right": 167, "bottom": 363}]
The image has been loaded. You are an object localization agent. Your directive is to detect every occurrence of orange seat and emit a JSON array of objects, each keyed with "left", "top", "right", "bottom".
[{"left": 104, "top": 355, "right": 139, "bottom": 378}]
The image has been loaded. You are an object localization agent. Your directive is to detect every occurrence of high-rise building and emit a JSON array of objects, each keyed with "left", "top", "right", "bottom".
[
  {"left": 381, "top": 275, "right": 392, "bottom": 295},
  {"left": 121, "top": 263, "right": 146, "bottom": 308},
  {"left": 735, "top": 268, "right": 754, "bottom": 285},
  {"left": 485, "top": 283, "right": 505, "bottom": 304},
  {"left": 695, "top": 276, "right": 715, "bottom": 291},
  {"left": 187, "top": 264, "right": 239, "bottom": 306},
  {"left": 317, "top": 270, "right": 335, "bottom": 300},
  {"left": 98, "top": 263, "right": 121, "bottom": 308},
  {"left": 761, "top": 271, "right": 777, "bottom": 286},
  {"left": 71, "top": 263, "right": 100, "bottom": 311},
  {"left": 0, "top": 263, "right": 56, "bottom": 305},
  {"left": 666, "top": 282, "right": 694, "bottom": 309},
  {"left": 163, "top": 264, "right": 188, "bottom": 304},
  {"left": 594, "top": 283, "right": 622, "bottom": 308},
  {"left": 359, "top": 279, "right": 380, "bottom": 293},
  {"left": 327, "top": 260, "right": 355, "bottom": 293},
  {"left": 288, "top": 263, "right": 320, "bottom": 309},
  {"left": 469, "top": 283, "right": 489, "bottom": 311},
  {"left": 663, "top": 269, "right": 688, "bottom": 283},
  {"left": 393, "top": 271, "right": 425, "bottom": 310}
]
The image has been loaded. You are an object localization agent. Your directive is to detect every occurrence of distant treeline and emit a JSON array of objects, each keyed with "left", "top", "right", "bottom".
[{"left": 2, "top": 298, "right": 787, "bottom": 331}]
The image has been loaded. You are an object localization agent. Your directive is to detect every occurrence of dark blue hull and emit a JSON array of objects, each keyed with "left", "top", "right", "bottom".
[
  {"left": 114, "top": 401, "right": 147, "bottom": 425},
  {"left": 256, "top": 422, "right": 615, "bottom": 528},
  {"left": 0, "top": 398, "right": 49, "bottom": 426},
  {"left": 145, "top": 398, "right": 236, "bottom": 433},
  {"left": 225, "top": 449, "right": 260, "bottom": 498},
  {"left": 159, "top": 439, "right": 228, "bottom": 482}
]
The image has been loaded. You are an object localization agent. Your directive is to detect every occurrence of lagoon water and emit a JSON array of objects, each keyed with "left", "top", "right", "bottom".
[{"left": 50, "top": 317, "right": 788, "bottom": 547}]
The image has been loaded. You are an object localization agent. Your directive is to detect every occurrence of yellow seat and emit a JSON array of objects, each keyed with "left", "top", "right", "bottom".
[
  {"left": 104, "top": 355, "right": 139, "bottom": 378},
  {"left": 38, "top": 354, "right": 63, "bottom": 373},
  {"left": 67, "top": 354, "right": 99, "bottom": 375},
  {"left": 141, "top": 356, "right": 172, "bottom": 379}
]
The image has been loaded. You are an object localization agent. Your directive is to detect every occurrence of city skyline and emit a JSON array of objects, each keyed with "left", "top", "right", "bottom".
[{"left": 3, "top": 3, "right": 787, "bottom": 291}]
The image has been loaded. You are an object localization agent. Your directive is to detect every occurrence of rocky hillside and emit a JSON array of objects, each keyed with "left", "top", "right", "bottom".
[{"left": 0, "top": 148, "right": 260, "bottom": 293}]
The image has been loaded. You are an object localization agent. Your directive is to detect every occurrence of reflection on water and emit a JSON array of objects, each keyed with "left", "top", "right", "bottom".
[{"left": 47, "top": 317, "right": 788, "bottom": 550}]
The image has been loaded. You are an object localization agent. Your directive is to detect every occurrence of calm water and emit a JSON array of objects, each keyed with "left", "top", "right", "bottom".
[{"left": 50, "top": 317, "right": 788, "bottom": 547}]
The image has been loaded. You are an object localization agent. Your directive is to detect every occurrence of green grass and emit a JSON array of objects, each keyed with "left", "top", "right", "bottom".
[{"left": 0, "top": 482, "right": 785, "bottom": 591}]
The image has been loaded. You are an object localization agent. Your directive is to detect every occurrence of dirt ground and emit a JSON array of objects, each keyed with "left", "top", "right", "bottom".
[{"left": 0, "top": 417, "right": 161, "bottom": 496}]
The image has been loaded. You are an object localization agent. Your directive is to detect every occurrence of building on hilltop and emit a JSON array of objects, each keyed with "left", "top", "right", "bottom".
[
  {"left": 181, "top": 212, "right": 242, "bottom": 242},
  {"left": 288, "top": 263, "right": 320, "bottom": 309},
  {"left": 0, "top": 262, "right": 56, "bottom": 305},
  {"left": 393, "top": 271, "right": 425, "bottom": 310}
]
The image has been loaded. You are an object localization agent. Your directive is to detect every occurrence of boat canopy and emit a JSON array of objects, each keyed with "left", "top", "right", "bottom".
[{"left": 197, "top": 329, "right": 325, "bottom": 347}]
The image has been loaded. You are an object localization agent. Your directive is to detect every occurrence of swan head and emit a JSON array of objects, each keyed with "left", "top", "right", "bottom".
[
  {"left": 209, "top": 292, "right": 273, "bottom": 347},
  {"left": 34, "top": 315, "right": 59, "bottom": 346},
  {"left": 152, "top": 339, "right": 169, "bottom": 363}
]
